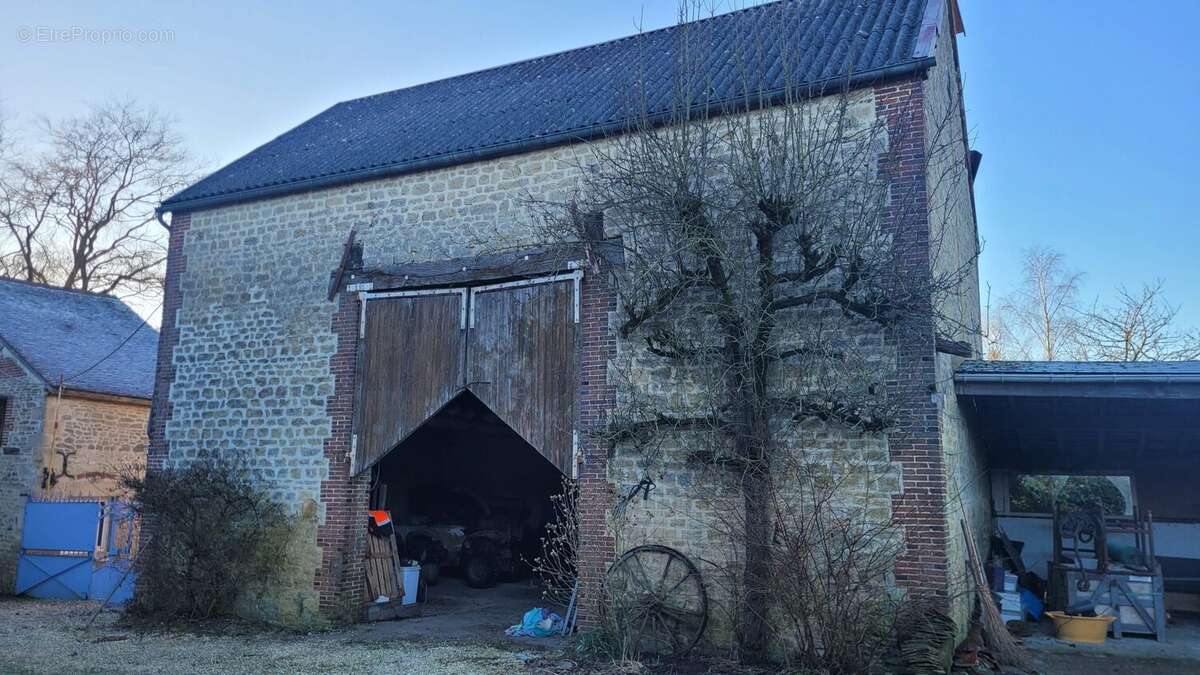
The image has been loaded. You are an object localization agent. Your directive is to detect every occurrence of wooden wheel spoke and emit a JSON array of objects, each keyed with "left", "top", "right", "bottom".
[
  {"left": 649, "top": 610, "right": 681, "bottom": 653},
  {"left": 631, "top": 553, "right": 656, "bottom": 593},
  {"left": 658, "top": 602, "right": 704, "bottom": 628},
  {"left": 664, "top": 569, "right": 696, "bottom": 596},
  {"left": 633, "top": 602, "right": 655, "bottom": 647},
  {"left": 656, "top": 554, "right": 675, "bottom": 593}
]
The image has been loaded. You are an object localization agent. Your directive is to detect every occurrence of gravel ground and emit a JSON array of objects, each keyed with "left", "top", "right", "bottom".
[{"left": 0, "top": 598, "right": 544, "bottom": 675}]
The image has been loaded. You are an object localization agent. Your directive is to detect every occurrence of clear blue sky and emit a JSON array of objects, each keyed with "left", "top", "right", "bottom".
[{"left": 3, "top": 1, "right": 1198, "bottom": 323}]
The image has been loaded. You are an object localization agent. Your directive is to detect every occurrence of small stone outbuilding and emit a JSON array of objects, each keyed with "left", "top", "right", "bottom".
[{"left": 0, "top": 278, "right": 158, "bottom": 593}]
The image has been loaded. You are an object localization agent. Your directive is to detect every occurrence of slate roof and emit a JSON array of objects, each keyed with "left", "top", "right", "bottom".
[
  {"left": 956, "top": 360, "right": 1200, "bottom": 379},
  {"left": 162, "top": 0, "right": 939, "bottom": 213},
  {"left": 0, "top": 278, "right": 159, "bottom": 399}
]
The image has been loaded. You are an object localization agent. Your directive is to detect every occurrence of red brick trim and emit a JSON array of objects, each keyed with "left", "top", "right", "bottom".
[
  {"left": 0, "top": 362, "right": 17, "bottom": 445},
  {"left": 314, "top": 290, "right": 370, "bottom": 618},
  {"left": 146, "top": 212, "right": 191, "bottom": 472},
  {"left": 0, "top": 356, "right": 26, "bottom": 381},
  {"left": 875, "top": 78, "right": 950, "bottom": 600},
  {"left": 136, "top": 211, "right": 191, "bottom": 581},
  {"left": 575, "top": 265, "right": 618, "bottom": 627}
]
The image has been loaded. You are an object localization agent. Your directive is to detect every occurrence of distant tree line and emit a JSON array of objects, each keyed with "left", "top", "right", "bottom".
[
  {"left": 1009, "top": 474, "right": 1128, "bottom": 515},
  {"left": 984, "top": 246, "right": 1200, "bottom": 361}
]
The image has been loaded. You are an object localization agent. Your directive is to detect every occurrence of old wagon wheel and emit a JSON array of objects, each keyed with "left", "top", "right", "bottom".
[{"left": 606, "top": 544, "right": 708, "bottom": 657}]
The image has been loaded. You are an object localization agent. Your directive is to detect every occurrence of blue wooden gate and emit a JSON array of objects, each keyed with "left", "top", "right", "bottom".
[
  {"left": 15, "top": 499, "right": 100, "bottom": 599},
  {"left": 14, "top": 498, "right": 138, "bottom": 602}
]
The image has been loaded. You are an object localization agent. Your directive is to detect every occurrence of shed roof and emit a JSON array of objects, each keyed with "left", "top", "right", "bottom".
[
  {"left": 955, "top": 360, "right": 1200, "bottom": 399},
  {"left": 162, "top": 0, "right": 944, "bottom": 213},
  {"left": 0, "top": 278, "right": 159, "bottom": 400},
  {"left": 956, "top": 360, "right": 1200, "bottom": 379}
]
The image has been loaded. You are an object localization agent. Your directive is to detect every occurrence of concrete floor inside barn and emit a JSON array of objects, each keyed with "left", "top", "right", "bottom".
[{"left": 357, "top": 576, "right": 569, "bottom": 648}]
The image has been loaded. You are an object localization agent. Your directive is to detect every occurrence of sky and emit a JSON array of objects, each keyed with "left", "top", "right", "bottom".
[{"left": 3, "top": 1, "right": 1199, "bottom": 324}]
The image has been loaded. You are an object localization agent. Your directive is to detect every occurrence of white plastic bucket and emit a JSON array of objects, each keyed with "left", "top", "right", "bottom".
[{"left": 401, "top": 565, "right": 420, "bottom": 605}]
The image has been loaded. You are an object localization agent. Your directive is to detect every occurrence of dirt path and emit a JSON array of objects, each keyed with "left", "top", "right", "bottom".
[{"left": 0, "top": 598, "right": 558, "bottom": 675}]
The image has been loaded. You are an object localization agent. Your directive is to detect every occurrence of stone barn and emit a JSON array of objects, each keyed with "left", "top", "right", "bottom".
[
  {"left": 0, "top": 278, "right": 158, "bottom": 594},
  {"left": 152, "top": 0, "right": 987, "bottom": 642}
]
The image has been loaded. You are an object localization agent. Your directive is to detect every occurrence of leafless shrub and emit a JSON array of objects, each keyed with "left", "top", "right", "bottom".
[
  {"left": 762, "top": 458, "right": 903, "bottom": 670},
  {"left": 531, "top": 477, "right": 580, "bottom": 606},
  {"left": 121, "top": 458, "right": 290, "bottom": 621}
]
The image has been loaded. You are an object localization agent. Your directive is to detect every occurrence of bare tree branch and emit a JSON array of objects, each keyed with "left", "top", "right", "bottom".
[{"left": 1076, "top": 280, "right": 1200, "bottom": 361}]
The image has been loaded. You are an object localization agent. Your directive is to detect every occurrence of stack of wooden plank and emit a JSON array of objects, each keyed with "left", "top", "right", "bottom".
[
  {"left": 363, "top": 512, "right": 421, "bottom": 621},
  {"left": 365, "top": 529, "right": 403, "bottom": 600}
]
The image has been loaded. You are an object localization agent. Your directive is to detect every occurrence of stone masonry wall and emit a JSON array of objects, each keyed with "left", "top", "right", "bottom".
[
  {"left": 158, "top": 143, "right": 606, "bottom": 624},
  {"left": 38, "top": 395, "right": 149, "bottom": 499},
  {"left": 608, "top": 422, "right": 900, "bottom": 650},
  {"left": 0, "top": 348, "right": 47, "bottom": 593}
]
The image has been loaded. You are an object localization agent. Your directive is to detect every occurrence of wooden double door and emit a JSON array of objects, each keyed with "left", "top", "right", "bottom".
[{"left": 352, "top": 272, "right": 580, "bottom": 476}]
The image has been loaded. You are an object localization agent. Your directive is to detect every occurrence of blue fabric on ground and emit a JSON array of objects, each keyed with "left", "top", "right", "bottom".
[{"left": 505, "top": 607, "right": 564, "bottom": 637}]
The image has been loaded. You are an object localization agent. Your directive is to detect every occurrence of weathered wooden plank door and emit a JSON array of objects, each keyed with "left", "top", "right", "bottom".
[
  {"left": 354, "top": 289, "right": 467, "bottom": 473},
  {"left": 467, "top": 273, "right": 580, "bottom": 474}
]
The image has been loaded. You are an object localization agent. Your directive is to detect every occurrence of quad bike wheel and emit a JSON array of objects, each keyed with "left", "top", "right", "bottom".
[{"left": 464, "top": 554, "right": 498, "bottom": 589}]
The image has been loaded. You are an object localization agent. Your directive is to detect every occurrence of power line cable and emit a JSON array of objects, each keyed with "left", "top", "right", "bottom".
[{"left": 61, "top": 300, "right": 163, "bottom": 385}]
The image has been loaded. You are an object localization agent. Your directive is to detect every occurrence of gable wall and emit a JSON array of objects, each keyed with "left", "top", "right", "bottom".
[
  {"left": 157, "top": 142, "right": 600, "bottom": 623},
  {"left": 0, "top": 348, "right": 46, "bottom": 593},
  {"left": 37, "top": 395, "right": 149, "bottom": 499}
]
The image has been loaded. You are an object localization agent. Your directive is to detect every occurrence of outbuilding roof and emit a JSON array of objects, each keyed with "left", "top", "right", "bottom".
[
  {"left": 162, "top": 0, "right": 946, "bottom": 213},
  {"left": 0, "top": 278, "right": 159, "bottom": 400},
  {"left": 955, "top": 360, "right": 1200, "bottom": 399},
  {"left": 956, "top": 360, "right": 1200, "bottom": 379}
]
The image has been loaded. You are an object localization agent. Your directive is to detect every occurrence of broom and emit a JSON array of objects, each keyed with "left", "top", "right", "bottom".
[{"left": 960, "top": 519, "right": 1030, "bottom": 669}]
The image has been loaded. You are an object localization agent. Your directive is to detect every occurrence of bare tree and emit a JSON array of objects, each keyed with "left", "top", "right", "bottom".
[
  {"left": 0, "top": 101, "right": 196, "bottom": 300},
  {"left": 1076, "top": 280, "right": 1200, "bottom": 361},
  {"left": 982, "top": 285, "right": 1022, "bottom": 360},
  {"left": 1001, "top": 247, "right": 1082, "bottom": 360},
  {"left": 531, "top": 12, "right": 976, "bottom": 661}
]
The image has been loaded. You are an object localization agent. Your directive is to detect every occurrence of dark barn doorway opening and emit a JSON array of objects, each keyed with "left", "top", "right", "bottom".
[{"left": 370, "top": 391, "right": 566, "bottom": 636}]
